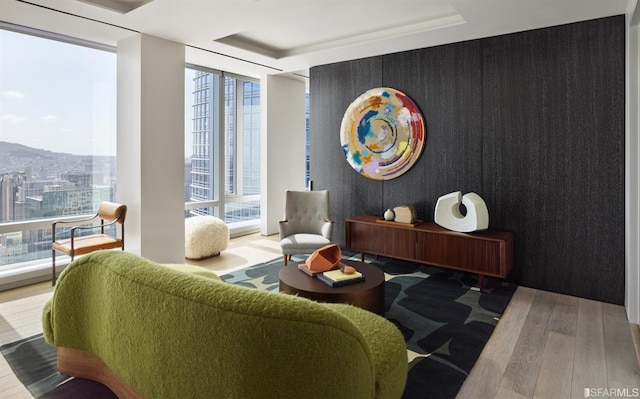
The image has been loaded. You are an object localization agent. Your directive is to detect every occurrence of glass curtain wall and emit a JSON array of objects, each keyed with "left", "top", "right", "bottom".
[
  {"left": 184, "top": 67, "right": 261, "bottom": 228},
  {"left": 186, "top": 69, "right": 220, "bottom": 217},
  {"left": 0, "top": 26, "right": 117, "bottom": 270},
  {"left": 0, "top": 28, "right": 263, "bottom": 275}
]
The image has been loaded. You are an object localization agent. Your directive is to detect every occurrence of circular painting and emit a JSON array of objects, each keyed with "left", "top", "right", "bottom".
[{"left": 340, "top": 87, "right": 426, "bottom": 180}]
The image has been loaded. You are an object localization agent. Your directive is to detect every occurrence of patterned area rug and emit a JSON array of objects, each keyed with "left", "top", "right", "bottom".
[
  {"left": 220, "top": 252, "right": 517, "bottom": 399},
  {"left": 1, "top": 252, "right": 515, "bottom": 399},
  {"left": 0, "top": 334, "right": 117, "bottom": 399}
]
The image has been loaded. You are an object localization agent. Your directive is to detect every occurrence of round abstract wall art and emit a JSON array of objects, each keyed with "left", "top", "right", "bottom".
[{"left": 340, "top": 87, "right": 425, "bottom": 180}]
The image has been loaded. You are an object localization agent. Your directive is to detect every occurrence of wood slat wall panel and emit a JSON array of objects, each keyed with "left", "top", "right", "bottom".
[
  {"left": 310, "top": 58, "right": 383, "bottom": 245},
  {"left": 481, "top": 17, "right": 625, "bottom": 304},
  {"left": 310, "top": 16, "right": 625, "bottom": 304},
  {"left": 380, "top": 41, "right": 484, "bottom": 220}
]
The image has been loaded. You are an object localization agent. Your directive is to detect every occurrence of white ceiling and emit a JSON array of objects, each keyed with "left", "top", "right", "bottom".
[{"left": 0, "top": 0, "right": 633, "bottom": 79}]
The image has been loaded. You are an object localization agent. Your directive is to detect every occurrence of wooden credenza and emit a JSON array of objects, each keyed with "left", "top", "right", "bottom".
[{"left": 345, "top": 215, "right": 514, "bottom": 291}]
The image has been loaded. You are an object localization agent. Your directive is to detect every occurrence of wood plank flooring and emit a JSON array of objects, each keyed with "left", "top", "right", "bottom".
[
  {"left": 457, "top": 287, "right": 640, "bottom": 399},
  {"left": 0, "top": 233, "right": 638, "bottom": 399}
]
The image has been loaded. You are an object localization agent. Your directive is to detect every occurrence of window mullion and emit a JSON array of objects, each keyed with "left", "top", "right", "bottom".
[
  {"left": 235, "top": 79, "right": 244, "bottom": 197},
  {"left": 216, "top": 73, "right": 226, "bottom": 218}
]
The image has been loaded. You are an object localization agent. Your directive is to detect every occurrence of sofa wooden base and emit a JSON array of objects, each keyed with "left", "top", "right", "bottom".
[{"left": 57, "top": 347, "right": 146, "bottom": 399}]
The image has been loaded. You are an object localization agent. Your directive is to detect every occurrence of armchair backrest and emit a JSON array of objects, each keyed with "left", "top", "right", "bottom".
[
  {"left": 97, "top": 202, "right": 127, "bottom": 224},
  {"left": 284, "top": 190, "right": 330, "bottom": 235}
]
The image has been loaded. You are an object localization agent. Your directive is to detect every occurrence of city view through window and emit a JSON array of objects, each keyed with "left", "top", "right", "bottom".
[
  {"left": 1, "top": 29, "right": 264, "bottom": 270},
  {"left": 0, "top": 28, "right": 117, "bottom": 267},
  {"left": 184, "top": 68, "right": 261, "bottom": 223}
]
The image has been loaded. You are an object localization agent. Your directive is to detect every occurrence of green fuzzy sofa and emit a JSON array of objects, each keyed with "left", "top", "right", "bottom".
[{"left": 42, "top": 251, "right": 407, "bottom": 399}]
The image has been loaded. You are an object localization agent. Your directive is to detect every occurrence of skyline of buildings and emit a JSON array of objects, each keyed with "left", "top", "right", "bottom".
[
  {"left": 0, "top": 69, "right": 263, "bottom": 266},
  {"left": 1, "top": 36, "right": 307, "bottom": 268},
  {"left": 0, "top": 160, "right": 116, "bottom": 266},
  {"left": 187, "top": 70, "right": 262, "bottom": 223}
]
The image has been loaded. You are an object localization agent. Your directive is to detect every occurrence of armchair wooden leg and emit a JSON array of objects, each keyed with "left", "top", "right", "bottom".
[
  {"left": 283, "top": 254, "right": 288, "bottom": 266},
  {"left": 52, "top": 249, "right": 56, "bottom": 286}
]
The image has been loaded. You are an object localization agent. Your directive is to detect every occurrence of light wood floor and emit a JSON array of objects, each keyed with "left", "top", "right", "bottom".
[
  {"left": 0, "top": 233, "right": 638, "bottom": 399},
  {"left": 457, "top": 287, "right": 640, "bottom": 399}
]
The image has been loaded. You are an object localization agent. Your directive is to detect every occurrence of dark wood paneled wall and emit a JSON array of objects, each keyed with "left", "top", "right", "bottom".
[{"left": 309, "top": 16, "right": 625, "bottom": 304}]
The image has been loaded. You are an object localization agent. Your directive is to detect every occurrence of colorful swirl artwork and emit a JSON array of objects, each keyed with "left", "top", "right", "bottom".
[{"left": 340, "top": 87, "right": 426, "bottom": 180}]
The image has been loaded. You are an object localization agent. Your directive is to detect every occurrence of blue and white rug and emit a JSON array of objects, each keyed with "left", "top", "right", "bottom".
[
  {"left": 1, "top": 252, "right": 515, "bottom": 399},
  {"left": 219, "top": 252, "right": 517, "bottom": 399}
]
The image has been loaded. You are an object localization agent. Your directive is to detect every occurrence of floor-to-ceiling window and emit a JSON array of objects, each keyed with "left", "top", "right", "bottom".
[
  {"left": 0, "top": 24, "right": 117, "bottom": 275},
  {"left": 184, "top": 66, "right": 260, "bottom": 233}
]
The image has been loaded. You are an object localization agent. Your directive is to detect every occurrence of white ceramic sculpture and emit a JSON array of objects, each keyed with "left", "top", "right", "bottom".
[
  {"left": 434, "top": 191, "right": 489, "bottom": 232},
  {"left": 384, "top": 209, "right": 395, "bottom": 221}
]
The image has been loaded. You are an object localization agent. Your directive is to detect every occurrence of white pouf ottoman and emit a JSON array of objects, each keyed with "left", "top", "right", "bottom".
[{"left": 185, "top": 215, "right": 229, "bottom": 260}]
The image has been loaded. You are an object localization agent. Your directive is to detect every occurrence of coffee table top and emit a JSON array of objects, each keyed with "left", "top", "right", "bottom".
[
  {"left": 279, "top": 260, "right": 384, "bottom": 294},
  {"left": 278, "top": 259, "right": 385, "bottom": 314}
]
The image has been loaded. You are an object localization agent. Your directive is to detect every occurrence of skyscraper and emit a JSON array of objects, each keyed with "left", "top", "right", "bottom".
[
  {"left": 189, "top": 70, "right": 219, "bottom": 216},
  {"left": 0, "top": 173, "right": 24, "bottom": 222},
  {"left": 188, "top": 71, "right": 261, "bottom": 222}
]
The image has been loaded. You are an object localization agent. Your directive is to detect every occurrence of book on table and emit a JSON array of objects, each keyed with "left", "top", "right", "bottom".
[
  {"left": 298, "top": 262, "right": 334, "bottom": 276},
  {"left": 317, "top": 269, "right": 365, "bottom": 287}
]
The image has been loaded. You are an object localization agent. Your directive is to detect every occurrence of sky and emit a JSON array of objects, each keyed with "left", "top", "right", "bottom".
[
  {"left": 0, "top": 29, "right": 117, "bottom": 156},
  {"left": 1, "top": 29, "right": 196, "bottom": 158}
]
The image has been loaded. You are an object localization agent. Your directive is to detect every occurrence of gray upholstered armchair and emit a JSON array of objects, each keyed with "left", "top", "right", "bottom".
[{"left": 279, "top": 190, "right": 333, "bottom": 266}]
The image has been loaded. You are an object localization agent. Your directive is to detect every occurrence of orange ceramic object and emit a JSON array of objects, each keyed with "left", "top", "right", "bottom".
[
  {"left": 341, "top": 265, "right": 356, "bottom": 274},
  {"left": 306, "top": 244, "right": 342, "bottom": 271}
]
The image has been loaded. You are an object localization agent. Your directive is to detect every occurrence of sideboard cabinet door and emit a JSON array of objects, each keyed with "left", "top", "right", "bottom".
[
  {"left": 346, "top": 219, "right": 416, "bottom": 261},
  {"left": 415, "top": 233, "right": 507, "bottom": 277}
]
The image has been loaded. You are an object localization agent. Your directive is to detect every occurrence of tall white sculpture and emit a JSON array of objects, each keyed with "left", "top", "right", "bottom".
[{"left": 434, "top": 191, "right": 489, "bottom": 232}]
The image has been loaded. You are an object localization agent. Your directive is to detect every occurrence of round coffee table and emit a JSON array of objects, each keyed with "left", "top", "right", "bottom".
[{"left": 279, "top": 260, "right": 385, "bottom": 315}]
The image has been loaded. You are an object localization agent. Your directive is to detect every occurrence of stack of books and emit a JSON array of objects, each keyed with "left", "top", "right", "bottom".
[
  {"left": 298, "top": 262, "right": 339, "bottom": 276},
  {"left": 317, "top": 269, "right": 365, "bottom": 287}
]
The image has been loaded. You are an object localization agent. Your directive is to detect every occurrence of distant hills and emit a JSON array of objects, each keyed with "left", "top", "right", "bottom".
[
  {"left": 0, "top": 141, "right": 112, "bottom": 177},
  {"left": 0, "top": 141, "right": 72, "bottom": 159}
]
